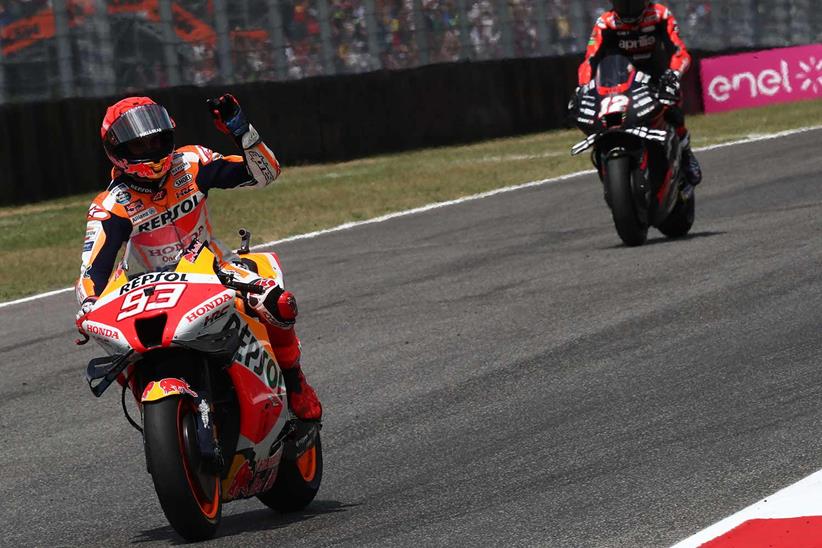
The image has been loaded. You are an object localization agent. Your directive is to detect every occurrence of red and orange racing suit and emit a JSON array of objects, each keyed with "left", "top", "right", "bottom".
[{"left": 578, "top": 3, "right": 691, "bottom": 87}]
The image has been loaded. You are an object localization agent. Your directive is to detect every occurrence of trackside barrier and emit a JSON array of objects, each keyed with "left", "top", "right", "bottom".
[
  {"left": 0, "top": 51, "right": 715, "bottom": 206},
  {"left": 701, "top": 43, "right": 822, "bottom": 113}
]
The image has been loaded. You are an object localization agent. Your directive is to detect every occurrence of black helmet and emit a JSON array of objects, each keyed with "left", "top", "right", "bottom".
[{"left": 612, "top": 0, "right": 649, "bottom": 23}]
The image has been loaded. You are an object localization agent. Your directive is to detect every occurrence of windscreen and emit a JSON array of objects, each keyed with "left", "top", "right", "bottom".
[{"left": 595, "top": 55, "right": 635, "bottom": 89}]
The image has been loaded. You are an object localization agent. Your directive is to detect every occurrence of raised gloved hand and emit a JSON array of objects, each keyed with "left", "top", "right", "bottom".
[
  {"left": 658, "top": 69, "right": 682, "bottom": 106},
  {"left": 75, "top": 297, "right": 97, "bottom": 344},
  {"left": 207, "top": 93, "right": 250, "bottom": 139}
]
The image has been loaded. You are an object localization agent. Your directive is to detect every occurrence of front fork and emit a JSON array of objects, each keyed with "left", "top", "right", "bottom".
[{"left": 193, "top": 395, "right": 224, "bottom": 474}]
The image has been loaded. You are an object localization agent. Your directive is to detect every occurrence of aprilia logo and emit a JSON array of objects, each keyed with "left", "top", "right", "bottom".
[{"left": 619, "top": 35, "right": 656, "bottom": 51}]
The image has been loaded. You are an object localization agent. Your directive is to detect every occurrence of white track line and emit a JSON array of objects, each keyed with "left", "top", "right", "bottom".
[{"left": 2, "top": 124, "right": 820, "bottom": 311}]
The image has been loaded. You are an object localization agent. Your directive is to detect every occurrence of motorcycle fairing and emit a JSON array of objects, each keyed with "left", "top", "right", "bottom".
[
  {"left": 572, "top": 126, "right": 667, "bottom": 156},
  {"left": 224, "top": 312, "right": 288, "bottom": 443},
  {"left": 84, "top": 243, "right": 293, "bottom": 505}
]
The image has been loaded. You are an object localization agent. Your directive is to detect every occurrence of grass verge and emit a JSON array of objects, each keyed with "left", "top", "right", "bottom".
[{"left": 2, "top": 99, "right": 821, "bottom": 302}]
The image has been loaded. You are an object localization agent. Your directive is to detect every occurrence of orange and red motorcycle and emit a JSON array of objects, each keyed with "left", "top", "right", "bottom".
[{"left": 80, "top": 236, "right": 322, "bottom": 541}]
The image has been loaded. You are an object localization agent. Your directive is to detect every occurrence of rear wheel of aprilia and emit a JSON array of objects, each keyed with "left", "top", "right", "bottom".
[
  {"left": 144, "top": 396, "right": 221, "bottom": 541},
  {"left": 658, "top": 188, "right": 695, "bottom": 238}
]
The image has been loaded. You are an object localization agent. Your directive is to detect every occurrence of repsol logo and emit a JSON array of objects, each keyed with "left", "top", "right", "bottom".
[
  {"left": 619, "top": 35, "right": 656, "bottom": 50},
  {"left": 137, "top": 194, "right": 201, "bottom": 232},
  {"left": 119, "top": 272, "right": 188, "bottom": 295},
  {"left": 226, "top": 317, "right": 282, "bottom": 389},
  {"left": 186, "top": 293, "right": 233, "bottom": 323},
  {"left": 87, "top": 324, "right": 119, "bottom": 339}
]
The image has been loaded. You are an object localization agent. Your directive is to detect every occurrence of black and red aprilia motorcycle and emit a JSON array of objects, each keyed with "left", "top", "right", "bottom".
[{"left": 570, "top": 54, "right": 695, "bottom": 246}]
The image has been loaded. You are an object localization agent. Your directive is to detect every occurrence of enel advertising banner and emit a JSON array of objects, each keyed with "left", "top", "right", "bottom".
[{"left": 701, "top": 44, "right": 822, "bottom": 113}]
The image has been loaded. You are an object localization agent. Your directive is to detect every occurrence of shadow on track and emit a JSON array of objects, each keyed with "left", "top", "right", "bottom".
[
  {"left": 132, "top": 499, "right": 357, "bottom": 544},
  {"left": 601, "top": 230, "right": 726, "bottom": 250}
]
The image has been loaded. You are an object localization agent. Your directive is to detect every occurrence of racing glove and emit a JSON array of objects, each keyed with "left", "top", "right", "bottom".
[
  {"left": 245, "top": 282, "right": 298, "bottom": 329},
  {"left": 75, "top": 297, "right": 97, "bottom": 342},
  {"left": 568, "top": 85, "right": 582, "bottom": 113},
  {"left": 658, "top": 69, "right": 682, "bottom": 106},
  {"left": 207, "top": 93, "right": 250, "bottom": 140}
]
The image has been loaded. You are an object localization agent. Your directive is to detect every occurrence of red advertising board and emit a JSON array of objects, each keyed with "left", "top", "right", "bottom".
[{"left": 700, "top": 44, "right": 822, "bottom": 113}]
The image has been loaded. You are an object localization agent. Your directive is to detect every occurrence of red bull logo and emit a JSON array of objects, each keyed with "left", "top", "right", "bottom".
[
  {"left": 141, "top": 378, "right": 198, "bottom": 402},
  {"left": 225, "top": 453, "right": 281, "bottom": 500}
]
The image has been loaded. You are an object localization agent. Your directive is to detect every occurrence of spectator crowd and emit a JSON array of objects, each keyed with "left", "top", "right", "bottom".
[{"left": 1, "top": 0, "right": 819, "bottom": 101}]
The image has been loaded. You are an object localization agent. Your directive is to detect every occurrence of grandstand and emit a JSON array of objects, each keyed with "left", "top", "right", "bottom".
[{"left": 0, "top": 0, "right": 819, "bottom": 103}]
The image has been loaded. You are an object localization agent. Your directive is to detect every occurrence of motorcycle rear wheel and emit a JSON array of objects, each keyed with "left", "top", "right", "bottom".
[
  {"left": 658, "top": 188, "right": 695, "bottom": 238},
  {"left": 605, "top": 155, "right": 648, "bottom": 246},
  {"left": 257, "top": 432, "right": 323, "bottom": 512},
  {"left": 144, "top": 396, "right": 221, "bottom": 541}
]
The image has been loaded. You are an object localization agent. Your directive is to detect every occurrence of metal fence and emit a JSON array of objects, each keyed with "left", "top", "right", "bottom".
[{"left": 1, "top": 0, "right": 820, "bottom": 104}]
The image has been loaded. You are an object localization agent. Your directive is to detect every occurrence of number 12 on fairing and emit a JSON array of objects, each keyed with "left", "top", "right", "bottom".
[
  {"left": 117, "top": 283, "right": 185, "bottom": 321},
  {"left": 599, "top": 95, "right": 630, "bottom": 118}
]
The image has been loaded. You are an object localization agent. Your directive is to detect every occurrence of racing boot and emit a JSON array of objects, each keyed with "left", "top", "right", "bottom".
[
  {"left": 678, "top": 129, "right": 702, "bottom": 186},
  {"left": 281, "top": 365, "right": 323, "bottom": 421}
]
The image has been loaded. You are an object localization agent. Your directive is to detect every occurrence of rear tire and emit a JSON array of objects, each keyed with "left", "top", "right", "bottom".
[
  {"left": 257, "top": 433, "right": 323, "bottom": 512},
  {"left": 658, "top": 188, "right": 695, "bottom": 238},
  {"left": 605, "top": 155, "right": 648, "bottom": 246},
  {"left": 143, "top": 397, "right": 221, "bottom": 541}
]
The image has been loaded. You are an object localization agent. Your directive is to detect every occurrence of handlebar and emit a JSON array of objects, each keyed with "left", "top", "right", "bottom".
[
  {"left": 224, "top": 279, "right": 266, "bottom": 295},
  {"left": 215, "top": 269, "right": 266, "bottom": 295}
]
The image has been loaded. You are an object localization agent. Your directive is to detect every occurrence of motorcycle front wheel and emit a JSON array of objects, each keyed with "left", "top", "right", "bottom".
[
  {"left": 143, "top": 396, "right": 221, "bottom": 541},
  {"left": 604, "top": 154, "right": 648, "bottom": 246}
]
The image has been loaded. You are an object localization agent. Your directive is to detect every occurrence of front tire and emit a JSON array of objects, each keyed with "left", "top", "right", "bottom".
[
  {"left": 605, "top": 155, "right": 648, "bottom": 246},
  {"left": 257, "top": 432, "right": 323, "bottom": 512},
  {"left": 658, "top": 188, "right": 695, "bottom": 238},
  {"left": 143, "top": 396, "right": 221, "bottom": 541}
]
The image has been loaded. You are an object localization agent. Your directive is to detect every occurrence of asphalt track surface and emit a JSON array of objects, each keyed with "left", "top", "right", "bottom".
[{"left": 1, "top": 129, "right": 820, "bottom": 547}]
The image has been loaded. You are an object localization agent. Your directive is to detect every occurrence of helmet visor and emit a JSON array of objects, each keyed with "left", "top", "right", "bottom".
[
  {"left": 106, "top": 103, "right": 174, "bottom": 147},
  {"left": 115, "top": 132, "right": 175, "bottom": 163},
  {"left": 613, "top": 0, "right": 646, "bottom": 20}
]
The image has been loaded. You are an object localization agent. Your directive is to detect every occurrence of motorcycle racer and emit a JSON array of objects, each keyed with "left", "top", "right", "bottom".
[
  {"left": 75, "top": 94, "right": 322, "bottom": 421},
  {"left": 577, "top": 0, "right": 702, "bottom": 186}
]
